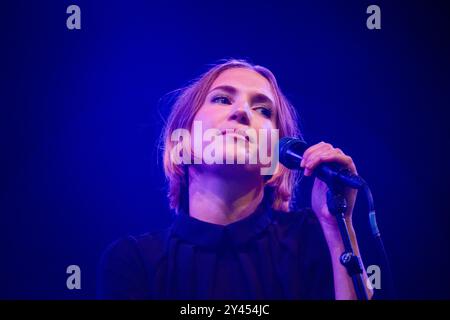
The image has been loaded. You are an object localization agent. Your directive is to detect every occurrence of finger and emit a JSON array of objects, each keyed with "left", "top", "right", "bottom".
[
  {"left": 301, "top": 142, "right": 333, "bottom": 167},
  {"left": 303, "top": 145, "right": 337, "bottom": 169},
  {"left": 304, "top": 150, "right": 336, "bottom": 176},
  {"left": 305, "top": 151, "right": 356, "bottom": 175},
  {"left": 306, "top": 151, "right": 353, "bottom": 170}
]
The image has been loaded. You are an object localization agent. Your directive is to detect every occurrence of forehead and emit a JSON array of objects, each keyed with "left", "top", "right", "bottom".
[{"left": 210, "top": 68, "right": 275, "bottom": 100}]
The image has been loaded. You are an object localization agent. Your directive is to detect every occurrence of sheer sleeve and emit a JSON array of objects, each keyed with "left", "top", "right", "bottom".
[{"left": 297, "top": 208, "right": 335, "bottom": 300}]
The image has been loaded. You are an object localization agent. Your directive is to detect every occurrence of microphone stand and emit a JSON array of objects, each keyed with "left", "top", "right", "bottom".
[{"left": 326, "top": 183, "right": 369, "bottom": 301}]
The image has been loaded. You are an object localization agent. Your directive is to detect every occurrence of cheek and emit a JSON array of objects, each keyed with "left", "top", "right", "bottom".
[
  {"left": 192, "top": 105, "right": 222, "bottom": 131},
  {"left": 190, "top": 112, "right": 210, "bottom": 138},
  {"left": 189, "top": 106, "right": 223, "bottom": 155}
]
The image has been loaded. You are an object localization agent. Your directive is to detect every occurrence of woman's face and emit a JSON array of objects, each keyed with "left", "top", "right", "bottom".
[{"left": 190, "top": 68, "right": 277, "bottom": 170}]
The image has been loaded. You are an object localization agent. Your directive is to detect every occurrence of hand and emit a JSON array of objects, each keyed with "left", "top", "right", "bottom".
[{"left": 300, "top": 142, "right": 358, "bottom": 228}]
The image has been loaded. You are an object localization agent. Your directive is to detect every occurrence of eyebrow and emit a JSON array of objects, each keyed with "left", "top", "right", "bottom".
[{"left": 209, "top": 85, "right": 275, "bottom": 107}]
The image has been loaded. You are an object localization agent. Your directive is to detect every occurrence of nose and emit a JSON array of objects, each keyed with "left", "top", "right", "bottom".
[{"left": 228, "top": 102, "right": 251, "bottom": 126}]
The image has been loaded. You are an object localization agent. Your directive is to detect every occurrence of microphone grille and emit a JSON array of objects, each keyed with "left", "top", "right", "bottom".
[{"left": 278, "top": 137, "right": 308, "bottom": 169}]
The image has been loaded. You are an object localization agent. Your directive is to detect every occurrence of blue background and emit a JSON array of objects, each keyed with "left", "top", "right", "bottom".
[{"left": 1, "top": 0, "right": 449, "bottom": 299}]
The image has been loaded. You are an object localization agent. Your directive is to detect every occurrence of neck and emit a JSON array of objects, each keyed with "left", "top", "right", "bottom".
[{"left": 187, "top": 166, "right": 265, "bottom": 225}]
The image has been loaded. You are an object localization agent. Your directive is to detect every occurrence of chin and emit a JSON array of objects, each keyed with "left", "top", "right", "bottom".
[{"left": 222, "top": 145, "right": 258, "bottom": 165}]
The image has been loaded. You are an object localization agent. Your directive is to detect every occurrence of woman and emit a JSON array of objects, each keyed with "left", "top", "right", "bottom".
[{"left": 97, "top": 59, "right": 372, "bottom": 300}]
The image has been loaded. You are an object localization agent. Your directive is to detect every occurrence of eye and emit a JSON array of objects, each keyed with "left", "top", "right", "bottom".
[
  {"left": 211, "top": 95, "right": 232, "bottom": 105},
  {"left": 255, "top": 106, "right": 272, "bottom": 118}
]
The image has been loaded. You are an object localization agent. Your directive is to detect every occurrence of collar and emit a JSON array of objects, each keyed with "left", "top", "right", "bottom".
[{"left": 171, "top": 201, "right": 273, "bottom": 248}]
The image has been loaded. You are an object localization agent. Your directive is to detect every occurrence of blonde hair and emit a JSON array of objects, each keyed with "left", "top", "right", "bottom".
[{"left": 161, "top": 59, "right": 302, "bottom": 213}]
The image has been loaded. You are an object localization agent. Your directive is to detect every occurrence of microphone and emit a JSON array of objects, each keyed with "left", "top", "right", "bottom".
[{"left": 278, "top": 137, "right": 366, "bottom": 189}]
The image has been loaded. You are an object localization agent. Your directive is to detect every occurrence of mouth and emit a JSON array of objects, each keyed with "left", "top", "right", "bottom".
[{"left": 220, "top": 129, "right": 252, "bottom": 142}]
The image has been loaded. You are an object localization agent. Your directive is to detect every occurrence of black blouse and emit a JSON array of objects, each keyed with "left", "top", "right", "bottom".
[{"left": 97, "top": 203, "right": 335, "bottom": 300}]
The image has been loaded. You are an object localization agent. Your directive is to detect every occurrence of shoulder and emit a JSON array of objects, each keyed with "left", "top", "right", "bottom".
[
  {"left": 100, "top": 228, "right": 170, "bottom": 268},
  {"left": 97, "top": 228, "right": 171, "bottom": 299},
  {"left": 269, "top": 207, "right": 330, "bottom": 254},
  {"left": 270, "top": 207, "right": 322, "bottom": 235},
  {"left": 271, "top": 207, "right": 318, "bottom": 224}
]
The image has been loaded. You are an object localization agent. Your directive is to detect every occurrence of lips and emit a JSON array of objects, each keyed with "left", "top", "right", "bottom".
[{"left": 220, "top": 128, "right": 253, "bottom": 143}]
